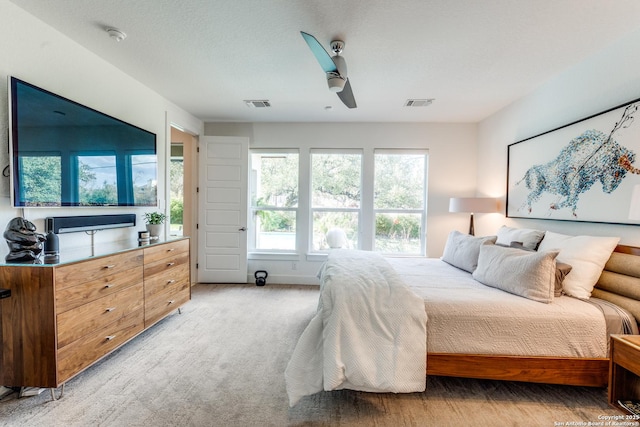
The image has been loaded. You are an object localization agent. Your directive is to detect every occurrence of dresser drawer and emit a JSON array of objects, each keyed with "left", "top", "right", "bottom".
[
  {"left": 56, "top": 267, "right": 143, "bottom": 313},
  {"left": 144, "top": 251, "right": 189, "bottom": 279},
  {"left": 144, "top": 262, "right": 189, "bottom": 299},
  {"left": 145, "top": 280, "right": 190, "bottom": 327},
  {"left": 55, "top": 251, "right": 144, "bottom": 291},
  {"left": 57, "top": 308, "right": 144, "bottom": 383},
  {"left": 144, "top": 239, "right": 189, "bottom": 264},
  {"left": 57, "top": 283, "right": 144, "bottom": 348}
]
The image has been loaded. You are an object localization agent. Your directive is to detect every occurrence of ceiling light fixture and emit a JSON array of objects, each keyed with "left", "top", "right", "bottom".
[{"left": 106, "top": 28, "right": 127, "bottom": 42}]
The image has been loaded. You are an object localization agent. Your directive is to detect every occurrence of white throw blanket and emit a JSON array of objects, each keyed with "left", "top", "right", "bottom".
[{"left": 285, "top": 250, "right": 427, "bottom": 406}]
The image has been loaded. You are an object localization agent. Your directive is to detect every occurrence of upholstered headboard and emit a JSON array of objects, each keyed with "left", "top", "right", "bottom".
[{"left": 592, "top": 244, "right": 640, "bottom": 325}]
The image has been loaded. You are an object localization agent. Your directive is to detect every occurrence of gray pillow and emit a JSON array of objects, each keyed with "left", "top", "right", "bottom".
[
  {"left": 441, "top": 230, "right": 497, "bottom": 273},
  {"left": 510, "top": 242, "right": 572, "bottom": 297},
  {"left": 495, "top": 225, "right": 545, "bottom": 250},
  {"left": 472, "top": 244, "right": 559, "bottom": 303}
]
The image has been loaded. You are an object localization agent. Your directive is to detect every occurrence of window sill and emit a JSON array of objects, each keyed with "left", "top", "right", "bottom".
[{"left": 248, "top": 252, "right": 300, "bottom": 261}]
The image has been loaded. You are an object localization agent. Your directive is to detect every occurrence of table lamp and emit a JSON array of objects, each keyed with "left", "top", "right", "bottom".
[{"left": 449, "top": 197, "right": 499, "bottom": 235}]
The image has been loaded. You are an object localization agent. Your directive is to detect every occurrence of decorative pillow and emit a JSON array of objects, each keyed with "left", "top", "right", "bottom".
[
  {"left": 472, "top": 244, "right": 559, "bottom": 303},
  {"left": 441, "top": 230, "right": 497, "bottom": 273},
  {"left": 537, "top": 231, "right": 619, "bottom": 299},
  {"left": 495, "top": 225, "right": 546, "bottom": 250},
  {"left": 509, "top": 242, "right": 572, "bottom": 297}
]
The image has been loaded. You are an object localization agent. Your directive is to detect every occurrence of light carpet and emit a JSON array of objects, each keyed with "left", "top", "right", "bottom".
[{"left": 0, "top": 283, "right": 624, "bottom": 426}]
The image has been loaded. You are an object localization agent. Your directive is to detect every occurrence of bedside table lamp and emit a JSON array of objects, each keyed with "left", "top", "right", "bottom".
[{"left": 449, "top": 197, "right": 499, "bottom": 236}]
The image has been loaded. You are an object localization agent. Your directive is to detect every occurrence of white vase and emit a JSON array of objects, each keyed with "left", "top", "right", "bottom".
[{"left": 146, "top": 224, "right": 163, "bottom": 240}]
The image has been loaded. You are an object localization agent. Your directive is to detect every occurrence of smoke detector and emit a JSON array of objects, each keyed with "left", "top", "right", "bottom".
[{"left": 106, "top": 28, "right": 127, "bottom": 42}]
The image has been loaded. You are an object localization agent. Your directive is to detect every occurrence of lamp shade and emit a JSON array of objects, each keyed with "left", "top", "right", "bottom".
[{"left": 449, "top": 197, "right": 498, "bottom": 214}]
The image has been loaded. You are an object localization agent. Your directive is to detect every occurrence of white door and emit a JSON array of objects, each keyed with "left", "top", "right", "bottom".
[{"left": 197, "top": 136, "right": 248, "bottom": 283}]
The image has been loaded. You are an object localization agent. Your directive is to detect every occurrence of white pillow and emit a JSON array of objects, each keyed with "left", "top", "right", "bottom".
[
  {"left": 472, "top": 244, "right": 558, "bottom": 303},
  {"left": 441, "top": 230, "right": 497, "bottom": 273},
  {"left": 495, "top": 225, "right": 545, "bottom": 250},
  {"left": 537, "top": 231, "right": 619, "bottom": 299}
]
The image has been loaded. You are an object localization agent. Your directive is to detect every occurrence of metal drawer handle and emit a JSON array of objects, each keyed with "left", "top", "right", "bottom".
[
  {"left": 105, "top": 335, "right": 116, "bottom": 341},
  {"left": 105, "top": 307, "right": 116, "bottom": 312},
  {"left": 104, "top": 283, "right": 113, "bottom": 289},
  {"left": 104, "top": 264, "right": 116, "bottom": 269},
  {"left": 168, "top": 300, "right": 175, "bottom": 305},
  {"left": 167, "top": 248, "right": 175, "bottom": 252},
  {"left": 167, "top": 279, "right": 176, "bottom": 284},
  {"left": 167, "top": 262, "right": 175, "bottom": 267}
]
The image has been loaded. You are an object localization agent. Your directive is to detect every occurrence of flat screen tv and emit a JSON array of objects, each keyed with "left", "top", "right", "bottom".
[{"left": 9, "top": 77, "right": 157, "bottom": 207}]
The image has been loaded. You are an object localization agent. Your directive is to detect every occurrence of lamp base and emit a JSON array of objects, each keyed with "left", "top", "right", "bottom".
[{"left": 469, "top": 213, "right": 475, "bottom": 236}]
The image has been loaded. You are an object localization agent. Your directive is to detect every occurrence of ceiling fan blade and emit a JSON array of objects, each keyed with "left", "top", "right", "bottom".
[
  {"left": 300, "top": 31, "right": 337, "bottom": 73},
  {"left": 337, "top": 79, "right": 357, "bottom": 109}
]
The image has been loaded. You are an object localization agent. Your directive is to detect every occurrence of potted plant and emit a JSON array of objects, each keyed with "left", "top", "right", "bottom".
[{"left": 144, "top": 212, "right": 166, "bottom": 239}]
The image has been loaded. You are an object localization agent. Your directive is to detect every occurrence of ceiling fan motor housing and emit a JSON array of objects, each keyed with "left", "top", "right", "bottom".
[{"left": 327, "top": 55, "right": 347, "bottom": 92}]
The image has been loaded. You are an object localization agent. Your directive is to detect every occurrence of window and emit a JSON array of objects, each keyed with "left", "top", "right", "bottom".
[
  {"left": 77, "top": 154, "right": 117, "bottom": 205},
  {"left": 311, "top": 150, "right": 362, "bottom": 250},
  {"left": 19, "top": 154, "right": 61, "bottom": 205},
  {"left": 249, "top": 151, "right": 299, "bottom": 251},
  {"left": 373, "top": 150, "right": 428, "bottom": 255},
  {"left": 248, "top": 147, "right": 429, "bottom": 257}
]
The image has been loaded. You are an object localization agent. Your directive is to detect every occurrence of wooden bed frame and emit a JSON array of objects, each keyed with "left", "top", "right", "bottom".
[{"left": 425, "top": 244, "right": 640, "bottom": 388}]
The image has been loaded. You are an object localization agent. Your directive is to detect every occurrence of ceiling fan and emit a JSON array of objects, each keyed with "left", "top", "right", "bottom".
[{"left": 300, "top": 31, "right": 357, "bottom": 109}]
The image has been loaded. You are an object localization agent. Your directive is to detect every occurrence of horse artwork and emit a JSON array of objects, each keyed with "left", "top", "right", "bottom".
[{"left": 507, "top": 100, "right": 640, "bottom": 225}]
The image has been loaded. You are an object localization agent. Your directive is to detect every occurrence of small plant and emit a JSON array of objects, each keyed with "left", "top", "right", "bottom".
[{"left": 144, "top": 212, "right": 166, "bottom": 225}]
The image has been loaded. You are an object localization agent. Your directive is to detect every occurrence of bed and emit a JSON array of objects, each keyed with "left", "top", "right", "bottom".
[{"left": 285, "top": 227, "right": 640, "bottom": 406}]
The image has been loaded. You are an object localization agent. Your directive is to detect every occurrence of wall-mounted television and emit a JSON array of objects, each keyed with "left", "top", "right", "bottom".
[{"left": 9, "top": 77, "right": 157, "bottom": 207}]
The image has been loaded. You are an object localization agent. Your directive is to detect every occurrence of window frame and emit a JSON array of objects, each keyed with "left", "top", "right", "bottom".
[
  {"left": 248, "top": 149, "right": 300, "bottom": 253},
  {"left": 372, "top": 149, "right": 429, "bottom": 256},
  {"left": 309, "top": 148, "right": 363, "bottom": 252}
]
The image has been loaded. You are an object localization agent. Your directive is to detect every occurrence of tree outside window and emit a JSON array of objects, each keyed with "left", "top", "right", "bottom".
[
  {"left": 311, "top": 151, "right": 361, "bottom": 250},
  {"left": 249, "top": 151, "right": 299, "bottom": 251},
  {"left": 374, "top": 151, "right": 427, "bottom": 254}
]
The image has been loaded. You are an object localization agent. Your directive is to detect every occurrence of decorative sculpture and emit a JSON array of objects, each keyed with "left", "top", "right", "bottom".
[{"left": 3, "top": 217, "right": 46, "bottom": 262}]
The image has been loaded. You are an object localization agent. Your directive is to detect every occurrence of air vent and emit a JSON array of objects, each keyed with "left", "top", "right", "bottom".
[
  {"left": 404, "top": 99, "right": 434, "bottom": 107},
  {"left": 244, "top": 100, "right": 271, "bottom": 108}
]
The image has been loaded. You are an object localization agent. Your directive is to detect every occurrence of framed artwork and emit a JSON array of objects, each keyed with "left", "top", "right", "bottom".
[{"left": 507, "top": 98, "right": 640, "bottom": 225}]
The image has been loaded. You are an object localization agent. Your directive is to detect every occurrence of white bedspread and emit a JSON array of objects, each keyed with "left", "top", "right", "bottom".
[
  {"left": 285, "top": 250, "right": 427, "bottom": 406},
  {"left": 388, "top": 257, "right": 608, "bottom": 358}
]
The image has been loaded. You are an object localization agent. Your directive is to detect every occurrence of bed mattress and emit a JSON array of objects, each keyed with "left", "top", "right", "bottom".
[{"left": 387, "top": 257, "right": 609, "bottom": 358}]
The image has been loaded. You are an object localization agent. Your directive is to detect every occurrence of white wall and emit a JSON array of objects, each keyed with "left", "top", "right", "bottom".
[
  {"left": 477, "top": 28, "right": 640, "bottom": 245},
  {"left": 205, "top": 121, "right": 478, "bottom": 284},
  {"left": 0, "top": 1, "right": 203, "bottom": 257}
]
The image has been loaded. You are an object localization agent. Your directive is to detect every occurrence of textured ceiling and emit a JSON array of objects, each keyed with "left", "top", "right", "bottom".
[{"left": 9, "top": 0, "right": 640, "bottom": 123}]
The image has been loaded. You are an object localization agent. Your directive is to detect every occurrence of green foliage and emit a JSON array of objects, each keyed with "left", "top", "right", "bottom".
[
  {"left": 312, "top": 154, "right": 361, "bottom": 207},
  {"left": 144, "top": 211, "right": 166, "bottom": 224},
  {"left": 170, "top": 199, "right": 184, "bottom": 225},
  {"left": 253, "top": 154, "right": 298, "bottom": 208},
  {"left": 255, "top": 210, "right": 294, "bottom": 232},
  {"left": 21, "top": 156, "right": 62, "bottom": 204}
]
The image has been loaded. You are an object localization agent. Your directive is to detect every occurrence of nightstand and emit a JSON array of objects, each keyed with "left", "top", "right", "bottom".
[{"left": 609, "top": 335, "right": 640, "bottom": 412}]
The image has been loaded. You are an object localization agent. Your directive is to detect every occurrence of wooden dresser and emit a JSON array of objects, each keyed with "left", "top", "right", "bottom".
[{"left": 0, "top": 237, "right": 190, "bottom": 389}]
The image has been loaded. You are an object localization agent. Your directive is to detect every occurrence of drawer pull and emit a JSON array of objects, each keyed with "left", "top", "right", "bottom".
[
  {"left": 105, "top": 307, "right": 116, "bottom": 312},
  {"left": 104, "top": 264, "right": 116, "bottom": 269},
  {"left": 167, "top": 248, "right": 175, "bottom": 252},
  {"left": 104, "top": 283, "right": 113, "bottom": 289},
  {"left": 168, "top": 300, "right": 175, "bottom": 305},
  {"left": 167, "top": 279, "right": 176, "bottom": 284},
  {"left": 167, "top": 262, "right": 175, "bottom": 267},
  {"left": 105, "top": 335, "right": 116, "bottom": 341}
]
